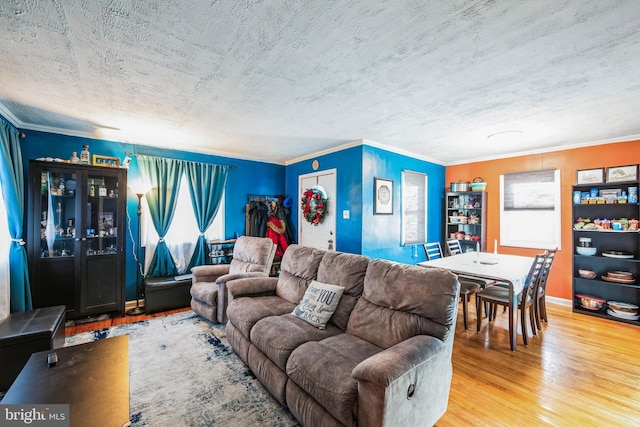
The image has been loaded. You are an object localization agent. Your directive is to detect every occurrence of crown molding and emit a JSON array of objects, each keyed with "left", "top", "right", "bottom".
[
  {"left": 445, "top": 134, "right": 640, "bottom": 166},
  {"left": 284, "top": 138, "right": 448, "bottom": 166},
  {"left": 0, "top": 102, "right": 22, "bottom": 127},
  {"left": 361, "top": 139, "right": 447, "bottom": 166},
  {"left": 284, "top": 139, "right": 364, "bottom": 165}
]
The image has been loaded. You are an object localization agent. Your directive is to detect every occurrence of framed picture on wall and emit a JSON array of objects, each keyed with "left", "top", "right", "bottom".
[
  {"left": 606, "top": 164, "right": 638, "bottom": 183},
  {"left": 576, "top": 168, "right": 604, "bottom": 185},
  {"left": 374, "top": 178, "right": 393, "bottom": 215}
]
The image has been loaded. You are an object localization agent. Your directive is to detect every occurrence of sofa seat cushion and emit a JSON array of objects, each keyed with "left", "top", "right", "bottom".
[
  {"left": 287, "top": 333, "right": 382, "bottom": 426},
  {"left": 251, "top": 314, "right": 342, "bottom": 371},
  {"left": 226, "top": 296, "right": 295, "bottom": 340}
]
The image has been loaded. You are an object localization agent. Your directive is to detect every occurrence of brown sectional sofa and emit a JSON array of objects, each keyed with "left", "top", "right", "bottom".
[{"left": 225, "top": 244, "right": 460, "bottom": 427}]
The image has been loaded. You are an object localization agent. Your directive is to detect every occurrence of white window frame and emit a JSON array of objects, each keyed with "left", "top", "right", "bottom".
[
  {"left": 401, "top": 170, "right": 428, "bottom": 246},
  {"left": 500, "top": 169, "right": 561, "bottom": 250}
]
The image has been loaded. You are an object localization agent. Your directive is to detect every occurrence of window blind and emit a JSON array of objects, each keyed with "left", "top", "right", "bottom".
[
  {"left": 503, "top": 169, "right": 556, "bottom": 211},
  {"left": 401, "top": 170, "right": 427, "bottom": 246}
]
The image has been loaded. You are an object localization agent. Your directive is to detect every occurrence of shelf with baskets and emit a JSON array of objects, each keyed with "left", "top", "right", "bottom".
[
  {"left": 445, "top": 190, "right": 487, "bottom": 252},
  {"left": 571, "top": 176, "right": 640, "bottom": 325}
]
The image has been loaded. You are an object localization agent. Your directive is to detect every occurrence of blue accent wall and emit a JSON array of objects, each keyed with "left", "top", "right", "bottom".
[
  {"left": 285, "top": 146, "right": 363, "bottom": 254},
  {"left": 362, "top": 146, "right": 445, "bottom": 264},
  {"left": 285, "top": 144, "right": 445, "bottom": 264},
  {"left": 19, "top": 130, "right": 284, "bottom": 300},
  {"left": 17, "top": 129, "right": 445, "bottom": 301}
]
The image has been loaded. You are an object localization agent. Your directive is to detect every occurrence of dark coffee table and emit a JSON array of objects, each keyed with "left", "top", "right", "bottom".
[{"left": 1, "top": 335, "right": 130, "bottom": 427}]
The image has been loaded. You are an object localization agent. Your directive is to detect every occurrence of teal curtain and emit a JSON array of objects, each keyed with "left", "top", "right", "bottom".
[
  {"left": 185, "top": 162, "right": 229, "bottom": 269},
  {"left": 137, "top": 155, "right": 184, "bottom": 277},
  {"left": 0, "top": 119, "right": 32, "bottom": 312}
]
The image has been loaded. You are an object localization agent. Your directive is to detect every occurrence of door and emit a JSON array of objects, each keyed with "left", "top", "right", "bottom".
[{"left": 298, "top": 169, "right": 336, "bottom": 250}]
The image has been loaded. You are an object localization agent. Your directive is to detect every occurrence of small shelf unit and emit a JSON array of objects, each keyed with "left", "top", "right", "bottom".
[{"left": 445, "top": 190, "right": 487, "bottom": 253}]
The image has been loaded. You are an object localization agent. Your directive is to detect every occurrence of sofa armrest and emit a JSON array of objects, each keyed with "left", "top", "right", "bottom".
[
  {"left": 191, "top": 265, "right": 230, "bottom": 284},
  {"left": 215, "top": 272, "right": 270, "bottom": 323},
  {"left": 226, "top": 277, "right": 278, "bottom": 300},
  {"left": 352, "top": 335, "right": 452, "bottom": 427},
  {"left": 215, "top": 272, "right": 269, "bottom": 285}
]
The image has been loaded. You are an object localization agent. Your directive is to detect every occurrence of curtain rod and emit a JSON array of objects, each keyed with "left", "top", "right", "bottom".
[{"left": 124, "top": 152, "right": 236, "bottom": 169}]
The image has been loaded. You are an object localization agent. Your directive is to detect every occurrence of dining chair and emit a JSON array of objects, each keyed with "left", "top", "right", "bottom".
[
  {"left": 534, "top": 248, "right": 557, "bottom": 331},
  {"left": 445, "top": 238, "right": 464, "bottom": 256},
  {"left": 475, "top": 252, "right": 547, "bottom": 347},
  {"left": 423, "top": 242, "right": 444, "bottom": 260},
  {"left": 424, "top": 241, "right": 480, "bottom": 330},
  {"left": 446, "top": 238, "right": 496, "bottom": 316}
]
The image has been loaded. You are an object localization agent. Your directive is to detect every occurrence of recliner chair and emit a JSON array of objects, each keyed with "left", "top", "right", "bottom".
[{"left": 190, "top": 235, "right": 276, "bottom": 323}]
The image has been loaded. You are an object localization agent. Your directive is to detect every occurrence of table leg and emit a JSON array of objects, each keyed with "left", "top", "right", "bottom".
[{"left": 509, "top": 281, "right": 517, "bottom": 351}]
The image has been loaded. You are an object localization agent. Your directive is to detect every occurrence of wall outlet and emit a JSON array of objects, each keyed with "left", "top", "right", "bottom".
[{"left": 342, "top": 210, "right": 350, "bottom": 219}]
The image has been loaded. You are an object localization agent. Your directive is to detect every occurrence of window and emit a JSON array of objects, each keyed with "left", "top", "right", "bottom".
[
  {"left": 143, "top": 174, "right": 224, "bottom": 274},
  {"left": 500, "top": 169, "right": 561, "bottom": 249},
  {"left": 401, "top": 170, "right": 427, "bottom": 246}
]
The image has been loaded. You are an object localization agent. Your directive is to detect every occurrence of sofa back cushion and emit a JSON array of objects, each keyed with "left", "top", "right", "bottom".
[
  {"left": 275, "top": 245, "right": 326, "bottom": 304},
  {"left": 229, "top": 236, "right": 276, "bottom": 274},
  {"left": 316, "top": 251, "right": 370, "bottom": 330},
  {"left": 346, "top": 259, "right": 459, "bottom": 349}
]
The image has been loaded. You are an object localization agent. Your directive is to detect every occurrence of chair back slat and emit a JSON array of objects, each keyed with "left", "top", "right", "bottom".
[
  {"left": 446, "top": 239, "right": 463, "bottom": 256},
  {"left": 423, "top": 242, "right": 443, "bottom": 260},
  {"left": 536, "top": 248, "right": 557, "bottom": 296},
  {"left": 522, "top": 253, "right": 547, "bottom": 302}
]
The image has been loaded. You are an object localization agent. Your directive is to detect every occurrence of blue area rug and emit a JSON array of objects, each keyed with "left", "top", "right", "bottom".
[{"left": 65, "top": 310, "right": 300, "bottom": 426}]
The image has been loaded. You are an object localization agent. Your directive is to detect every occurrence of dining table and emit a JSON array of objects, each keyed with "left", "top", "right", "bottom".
[{"left": 418, "top": 251, "right": 534, "bottom": 351}]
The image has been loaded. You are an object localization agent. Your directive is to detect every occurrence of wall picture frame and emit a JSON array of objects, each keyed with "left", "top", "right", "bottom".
[
  {"left": 92, "top": 154, "right": 121, "bottom": 168},
  {"left": 606, "top": 164, "right": 638, "bottom": 183},
  {"left": 374, "top": 177, "right": 393, "bottom": 215},
  {"left": 576, "top": 168, "right": 604, "bottom": 185}
]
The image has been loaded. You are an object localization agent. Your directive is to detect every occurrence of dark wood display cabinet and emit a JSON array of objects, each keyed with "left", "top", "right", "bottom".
[
  {"left": 572, "top": 179, "right": 639, "bottom": 325},
  {"left": 445, "top": 190, "right": 487, "bottom": 253},
  {"left": 27, "top": 160, "right": 127, "bottom": 319}
]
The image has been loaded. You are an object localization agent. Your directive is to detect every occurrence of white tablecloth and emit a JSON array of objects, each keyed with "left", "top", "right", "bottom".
[{"left": 417, "top": 252, "right": 534, "bottom": 294}]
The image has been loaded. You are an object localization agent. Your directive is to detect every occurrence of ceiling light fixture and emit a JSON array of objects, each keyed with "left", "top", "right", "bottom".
[{"left": 487, "top": 130, "right": 523, "bottom": 143}]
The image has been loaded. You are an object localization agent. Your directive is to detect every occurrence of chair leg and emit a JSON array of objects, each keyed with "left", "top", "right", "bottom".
[
  {"left": 520, "top": 305, "right": 529, "bottom": 347},
  {"left": 462, "top": 295, "right": 469, "bottom": 330},
  {"left": 476, "top": 296, "right": 482, "bottom": 332},
  {"left": 540, "top": 297, "right": 548, "bottom": 323},
  {"left": 489, "top": 304, "right": 497, "bottom": 321},
  {"left": 534, "top": 299, "right": 542, "bottom": 332},
  {"left": 529, "top": 305, "right": 537, "bottom": 337}
]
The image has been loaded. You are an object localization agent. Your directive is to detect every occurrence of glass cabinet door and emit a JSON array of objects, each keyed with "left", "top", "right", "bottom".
[
  {"left": 86, "top": 174, "right": 121, "bottom": 256},
  {"left": 39, "top": 169, "right": 79, "bottom": 258}
]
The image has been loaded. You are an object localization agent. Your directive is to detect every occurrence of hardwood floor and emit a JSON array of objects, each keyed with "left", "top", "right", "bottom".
[
  {"left": 439, "top": 302, "right": 640, "bottom": 426},
  {"left": 64, "top": 307, "right": 191, "bottom": 336},
  {"left": 65, "top": 303, "right": 640, "bottom": 426}
]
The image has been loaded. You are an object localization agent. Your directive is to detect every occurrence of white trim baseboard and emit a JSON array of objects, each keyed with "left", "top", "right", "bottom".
[{"left": 546, "top": 296, "right": 572, "bottom": 307}]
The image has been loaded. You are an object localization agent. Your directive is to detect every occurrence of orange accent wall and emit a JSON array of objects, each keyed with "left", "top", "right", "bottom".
[{"left": 446, "top": 139, "right": 640, "bottom": 301}]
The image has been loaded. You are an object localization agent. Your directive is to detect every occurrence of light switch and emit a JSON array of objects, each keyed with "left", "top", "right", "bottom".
[{"left": 342, "top": 210, "right": 350, "bottom": 219}]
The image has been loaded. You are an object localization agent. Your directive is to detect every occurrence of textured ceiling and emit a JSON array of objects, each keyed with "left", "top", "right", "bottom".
[{"left": 1, "top": 0, "right": 640, "bottom": 165}]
